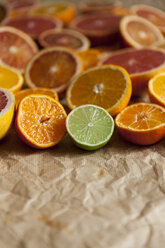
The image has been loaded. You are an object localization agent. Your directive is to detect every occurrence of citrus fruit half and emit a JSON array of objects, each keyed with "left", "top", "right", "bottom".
[
  {"left": 0, "top": 64, "right": 24, "bottom": 93},
  {"left": 148, "top": 73, "right": 165, "bottom": 108},
  {"left": 15, "top": 95, "right": 67, "bottom": 149},
  {"left": 4, "top": 15, "right": 63, "bottom": 39},
  {"left": 0, "top": 88, "right": 15, "bottom": 139},
  {"left": 131, "top": 4, "right": 165, "bottom": 36},
  {"left": 39, "top": 29, "right": 90, "bottom": 51},
  {"left": 120, "top": 15, "right": 165, "bottom": 48},
  {"left": 15, "top": 88, "right": 58, "bottom": 109},
  {"left": 66, "top": 65, "right": 132, "bottom": 117},
  {"left": 25, "top": 46, "right": 83, "bottom": 93},
  {"left": 66, "top": 104, "right": 114, "bottom": 150},
  {"left": 100, "top": 48, "right": 165, "bottom": 94},
  {"left": 31, "top": 2, "right": 76, "bottom": 25},
  {"left": 70, "top": 13, "right": 121, "bottom": 46},
  {"left": 115, "top": 103, "right": 165, "bottom": 145},
  {"left": 0, "top": 26, "right": 38, "bottom": 73}
]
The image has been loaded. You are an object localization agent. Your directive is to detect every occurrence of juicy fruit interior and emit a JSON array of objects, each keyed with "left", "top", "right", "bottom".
[
  {"left": 118, "top": 104, "right": 165, "bottom": 130},
  {"left": 68, "top": 106, "right": 113, "bottom": 145},
  {"left": 69, "top": 67, "right": 127, "bottom": 109},
  {"left": 0, "top": 66, "right": 19, "bottom": 89},
  {"left": 127, "top": 21, "right": 160, "bottom": 46},
  {"left": 18, "top": 96, "right": 66, "bottom": 145},
  {"left": 29, "top": 51, "right": 77, "bottom": 88},
  {"left": 102, "top": 49, "right": 165, "bottom": 74},
  {"left": 43, "top": 33, "right": 83, "bottom": 49},
  {"left": 152, "top": 75, "right": 165, "bottom": 101},
  {"left": 0, "top": 30, "right": 36, "bottom": 70},
  {"left": 136, "top": 9, "right": 165, "bottom": 27},
  {"left": 0, "top": 91, "right": 8, "bottom": 113},
  {"left": 6, "top": 17, "right": 58, "bottom": 37},
  {"left": 76, "top": 15, "right": 121, "bottom": 32}
]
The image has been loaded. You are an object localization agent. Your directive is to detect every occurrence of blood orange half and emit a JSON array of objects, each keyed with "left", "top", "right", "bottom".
[
  {"left": 4, "top": 15, "right": 63, "bottom": 39},
  {"left": 131, "top": 4, "right": 165, "bottom": 36},
  {"left": 25, "top": 46, "right": 83, "bottom": 93},
  {"left": 100, "top": 48, "right": 165, "bottom": 94},
  {"left": 70, "top": 13, "right": 121, "bottom": 46},
  {"left": 0, "top": 26, "right": 38, "bottom": 73},
  {"left": 39, "top": 29, "right": 90, "bottom": 51},
  {"left": 120, "top": 15, "right": 165, "bottom": 48}
]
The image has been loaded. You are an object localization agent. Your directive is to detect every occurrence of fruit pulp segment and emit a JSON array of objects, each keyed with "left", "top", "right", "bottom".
[
  {"left": 152, "top": 76, "right": 165, "bottom": 101},
  {"left": 102, "top": 49, "right": 165, "bottom": 74},
  {"left": 0, "top": 31, "right": 35, "bottom": 70},
  {"left": 43, "top": 33, "right": 83, "bottom": 49},
  {"left": 76, "top": 15, "right": 121, "bottom": 32},
  {"left": 0, "top": 91, "right": 7, "bottom": 113},
  {"left": 6, "top": 17, "right": 59, "bottom": 38},
  {"left": 69, "top": 68, "right": 127, "bottom": 109},
  {"left": 0, "top": 66, "right": 19, "bottom": 89},
  {"left": 127, "top": 21, "right": 159, "bottom": 46},
  {"left": 29, "top": 51, "right": 77, "bottom": 88},
  {"left": 19, "top": 96, "right": 66, "bottom": 145},
  {"left": 118, "top": 104, "right": 165, "bottom": 130},
  {"left": 68, "top": 106, "right": 113, "bottom": 144}
]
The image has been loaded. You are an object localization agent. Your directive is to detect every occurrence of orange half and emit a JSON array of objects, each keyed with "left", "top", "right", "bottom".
[
  {"left": 116, "top": 103, "right": 165, "bottom": 145},
  {"left": 66, "top": 65, "right": 132, "bottom": 116},
  {"left": 25, "top": 46, "right": 83, "bottom": 93},
  {"left": 15, "top": 95, "right": 67, "bottom": 149}
]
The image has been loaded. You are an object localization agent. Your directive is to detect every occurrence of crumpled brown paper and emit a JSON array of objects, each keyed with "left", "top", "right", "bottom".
[{"left": 0, "top": 90, "right": 165, "bottom": 248}]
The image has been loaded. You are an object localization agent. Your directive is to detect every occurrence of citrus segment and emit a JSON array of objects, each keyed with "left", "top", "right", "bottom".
[
  {"left": 100, "top": 48, "right": 165, "bottom": 94},
  {"left": 0, "top": 26, "right": 38, "bottom": 73},
  {"left": 15, "top": 95, "right": 67, "bottom": 149},
  {"left": 25, "top": 46, "right": 83, "bottom": 93},
  {"left": 39, "top": 29, "right": 90, "bottom": 51},
  {"left": 115, "top": 103, "right": 165, "bottom": 145},
  {"left": 131, "top": 4, "right": 165, "bottom": 35},
  {"left": 31, "top": 2, "right": 76, "bottom": 25},
  {"left": 5, "top": 16, "right": 63, "bottom": 39},
  {"left": 78, "top": 49, "right": 101, "bottom": 70},
  {"left": 0, "top": 88, "right": 15, "bottom": 139},
  {"left": 0, "top": 65, "right": 24, "bottom": 93},
  {"left": 148, "top": 73, "right": 165, "bottom": 107},
  {"left": 15, "top": 88, "right": 58, "bottom": 109},
  {"left": 120, "top": 15, "right": 165, "bottom": 48},
  {"left": 66, "top": 104, "right": 114, "bottom": 150},
  {"left": 70, "top": 14, "right": 121, "bottom": 46},
  {"left": 66, "top": 65, "right": 132, "bottom": 116}
]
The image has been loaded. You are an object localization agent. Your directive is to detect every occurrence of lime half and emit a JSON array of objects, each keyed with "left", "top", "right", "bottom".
[{"left": 66, "top": 104, "right": 114, "bottom": 150}]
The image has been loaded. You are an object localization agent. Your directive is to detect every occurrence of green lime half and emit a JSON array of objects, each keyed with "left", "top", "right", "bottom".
[{"left": 66, "top": 104, "right": 114, "bottom": 150}]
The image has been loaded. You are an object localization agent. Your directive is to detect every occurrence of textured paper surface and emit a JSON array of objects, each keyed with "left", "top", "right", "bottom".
[
  {"left": 1, "top": 0, "right": 165, "bottom": 247},
  {"left": 0, "top": 91, "right": 165, "bottom": 248}
]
